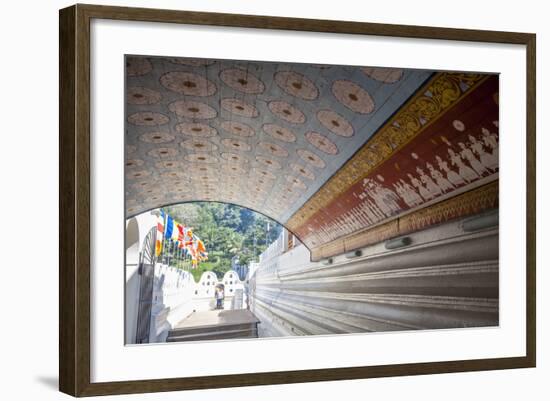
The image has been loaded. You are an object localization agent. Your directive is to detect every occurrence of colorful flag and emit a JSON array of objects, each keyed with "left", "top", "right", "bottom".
[
  {"left": 177, "top": 224, "right": 185, "bottom": 242},
  {"left": 172, "top": 222, "right": 182, "bottom": 242},
  {"left": 155, "top": 211, "right": 165, "bottom": 257},
  {"left": 152, "top": 210, "right": 208, "bottom": 267},
  {"left": 164, "top": 215, "right": 174, "bottom": 239},
  {"left": 197, "top": 239, "right": 206, "bottom": 253},
  {"left": 157, "top": 210, "right": 165, "bottom": 234},
  {"left": 184, "top": 228, "right": 194, "bottom": 247}
]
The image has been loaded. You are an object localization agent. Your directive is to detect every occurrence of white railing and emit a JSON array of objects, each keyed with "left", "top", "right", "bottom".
[{"left": 258, "top": 231, "right": 286, "bottom": 263}]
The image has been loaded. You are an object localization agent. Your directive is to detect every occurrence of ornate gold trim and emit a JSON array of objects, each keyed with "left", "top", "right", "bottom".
[
  {"left": 310, "top": 180, "right": 499, "bottom": 261},
  {"left": 287, "top": 72, "right": 487, "bottom": 231}
]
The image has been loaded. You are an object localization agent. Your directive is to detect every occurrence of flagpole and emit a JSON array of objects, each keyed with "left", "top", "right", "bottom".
[
  {"left": 161, "top": 210, "right": 167, "bottom": 265},
  {"left": 167, "top": 239, "right": 171, "bottom": 267}
]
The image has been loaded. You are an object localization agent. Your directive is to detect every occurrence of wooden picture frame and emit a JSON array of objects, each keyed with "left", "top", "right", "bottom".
[{"left": 59, "top": 3, "right": 536, "bottom": 397}]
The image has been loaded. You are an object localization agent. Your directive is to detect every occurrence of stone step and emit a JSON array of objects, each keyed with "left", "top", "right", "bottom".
[
  {"left": 168, "top": 322, "right": 257, "bottom": 337},
  {"left": 167, "top": 327, "right": 258, "bottom": 342},
  {"left": 166, "top": 309, "right": 260, "bottom": 343}
]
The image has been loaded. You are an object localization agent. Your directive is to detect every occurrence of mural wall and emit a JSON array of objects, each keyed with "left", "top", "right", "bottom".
[{"left": 286, "top": 74, "right": 499, "bottom": 258}]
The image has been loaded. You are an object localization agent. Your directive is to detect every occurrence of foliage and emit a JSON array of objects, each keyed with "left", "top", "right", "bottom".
[{"left": 164, "top": 202, "right": 282, "bottom": 281}]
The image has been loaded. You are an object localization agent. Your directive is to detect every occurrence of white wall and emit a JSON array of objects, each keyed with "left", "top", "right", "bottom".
[
  {"left": 250, "top": 217, "right": 499, "bottom": 337},
  {"left": 125, "top": 211, "right": 160, "bottom": 343},
  {"left": 0, "top": 1, "right": 547, "bottom": 401},
  {"left": 125, "top": 217, "right": 141, "bottom": 344}
]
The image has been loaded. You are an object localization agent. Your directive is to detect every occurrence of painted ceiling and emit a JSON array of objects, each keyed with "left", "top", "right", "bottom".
[
  {"left": 125, "top": 56, "right": 499, "bottom": 260},
  {"left": 125, "top": 56, "right": 431, "bottom": 218}
]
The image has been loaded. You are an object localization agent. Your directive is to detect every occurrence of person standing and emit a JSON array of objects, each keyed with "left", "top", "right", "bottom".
[
  {"left": 219, "top": 287, "right": 225, "bottom": 310},
  {"left": 215, "top": 287, "right": 222, "bottom": 310}
]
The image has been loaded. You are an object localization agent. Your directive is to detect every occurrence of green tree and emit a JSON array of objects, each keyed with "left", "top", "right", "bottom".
[{"left": 162, "top": 201, "right": 282, "bottom": 282}]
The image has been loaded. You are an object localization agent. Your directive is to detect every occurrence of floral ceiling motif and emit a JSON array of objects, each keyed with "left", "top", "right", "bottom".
[{"left": 125, "top": 56, "right": 430, "bottom": 220}]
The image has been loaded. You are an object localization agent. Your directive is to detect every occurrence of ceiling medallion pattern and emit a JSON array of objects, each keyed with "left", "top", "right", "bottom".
[
  {"left": 175, "top": 122, "right": 217, "bottom": 137},
  {"left": 220, "top": 98, "right": 259, "bottom": 118},
  {"left": 290, "top": 163, "right": 316, "bottom": 180},
  {"left": 168, "top": 100, "right": 217, "bottom": 119},
  {"left": 139, "top": 132, "right": 175, "bottom": 144},
  {"left": 274, "top": 71, "right": 319, "bottom": 100},
  {"left": 125, "top": 159, "right": 144, "bottom": 168},
  {"left": 219, "top": 68, "right": 265, "bottom": 94},
  {"left": 268, "top": 100, "right": 306, "bottom": 124},
  {"left": 286, "top": 176, "right": 307, "bottom": 190},
  {"left": 316, "top": 110, "right": 354, "bottom": 137},
  {"left": 160, "top": 71, "right": 217, "bottom": 96},
  {"left": 252, "top": 168, "right": 277, "bottom": 181},
  {"left": 262, "top": 124, "right": 297, "bottom": 143},
  {"left": 256, "top": 155, "right": 282, "bottom": 170},
  {"left": 221, "top": 138, "right": 252, "bottom": 152},
  {"left": 258, "top": 142, "right": 289, "bottom": 158},
  {"left": 126, "top": 169, "right": 152, "bottom": 180},
  {"left": 147, "top": 147, "right": 179, "bottom": 159},
  {"left": 184, "top": 153, "right": 218, "bottom": 163},
  {"left": 220, "top": 152, "right": 248, "bottom": 163},
  {"left": 128, "top": 112, "right": 169, "bottom": 126},
  {"left": 154, "top": 160, "right": 184, "bottom": 170},
  {"left": 127, "top": 86, "right": 162, "bottom": 105},
  {"left": 305, "top": 132, "right": 339, "bottom": 155},
  {"left": 181, "top": 138, "right": 218, "bottom": 152},
  {"left": 297, "top": 149, "right": 326, "bottom": 169},
  {"left": 331, "top": 80, "right": 375, "bottom": 114},
  {"left": 125, "top": 55, "right": 436, "bottom": 225},
  {"left": 220, "top": 121, "right": 255, "bottom": 137}
]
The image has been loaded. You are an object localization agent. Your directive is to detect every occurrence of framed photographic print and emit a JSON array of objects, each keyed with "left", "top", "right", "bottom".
[{"left": 59, "top": 3, "right": 536, "bottom": 397}]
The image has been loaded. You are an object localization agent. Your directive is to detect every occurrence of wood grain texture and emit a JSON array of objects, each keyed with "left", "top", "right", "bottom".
[
  {"left": 58, "top": 3, "right": 536, "bottom": 397},
  {"left": 525, "top": 34, "right": 536, "bottom": 367},
  {"left": 59, "top": 5, "right": 76, "bottom": 395}
]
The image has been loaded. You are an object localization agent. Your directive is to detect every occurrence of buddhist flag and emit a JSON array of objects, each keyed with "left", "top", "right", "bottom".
[
  {"left": 177, "top": 224, "right": 185, "bottom": 241},
  {"left": 197, "top": 239, "right": 206, "bottom": 253},
  {"left": 164, "top": 215, "right": 174, "bottom": 240},
  {"left": 175, "top": 224, "right": 185, "bottom": 247},
  {"left": 157, "top": 210, "right": 165, "bottom": 234},
  {"left": 171, "top": 221, "right": 181, "bottom": 242},
  {"left": 155, "top": 212, "right": 165, "bottom": 257},
  {"left": 155, "top": 238, "right": 162, "bottom": 256},
  {"left": 184, "top": 229, "right": 194, "bottom": 247}
]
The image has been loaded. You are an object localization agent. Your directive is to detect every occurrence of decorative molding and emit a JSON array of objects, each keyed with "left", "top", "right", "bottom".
[{"left": 311, "top": 180, "right": 498, "bottom": 261}]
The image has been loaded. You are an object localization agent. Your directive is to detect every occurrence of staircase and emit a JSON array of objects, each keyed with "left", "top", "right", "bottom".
[{"left": 167, "top": 309, "right": 260, "bottom": 342}]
